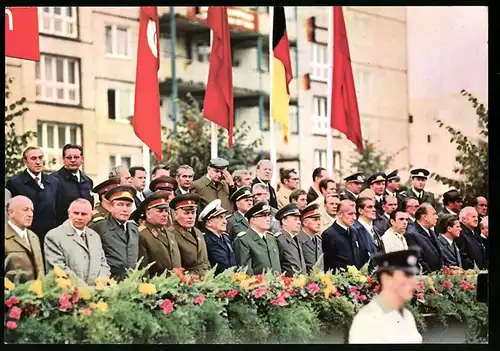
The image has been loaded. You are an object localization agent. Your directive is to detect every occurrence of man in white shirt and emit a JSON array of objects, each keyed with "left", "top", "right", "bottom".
[
  {"left": 321, "top": 194, "right": 340, "bottom": 232},
  {"left": 382, "top": 209, "right": 409, "bottom": 253},
  {"left": 130, "top": 166, "right": 148, "bottom": 206},
  {"left": 175, "top": 165, "right": 195, "bottom": 196}
]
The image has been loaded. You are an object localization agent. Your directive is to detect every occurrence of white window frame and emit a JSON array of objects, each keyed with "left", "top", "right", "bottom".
[
  {"left": 354, "top": 70, "right": 373, "bottom": 101},
  {"left": 312, "top": 96, "right": 328, "bottom": 135},
  {"left": 35, "top": 54, "right": 80, "bottom": 105},
  {"left": 284, "top": 7, "right": 296, "bottom": 22},
  {"left": 108, "top": 88, "right": 135, "bottom": 122},
  {"left": 314, "top": 149, "right": 341, "bottom": 172},
  {"left": 105, "top": 24, "right": 132, "bottom": 59},
  {"left": 353, "top": 14, "right": 374, "bottom": 49},
  {"left": 310, "top": 43, "right": 328, "bottom": 82},
  {"left": 195, "top": 42, "right": 211, "bottom": 62},
  {"left": 37, "top": 121, "right": 83, "bottom": 171},
  {"left": 109, "top": 155, "right": 132, "bottom": 169},
  {"left": 38, "top": 7, "right": 78, "bottom": 38},
  {"left": 289, "top": 105, "right": 299, "bottom": 135}
]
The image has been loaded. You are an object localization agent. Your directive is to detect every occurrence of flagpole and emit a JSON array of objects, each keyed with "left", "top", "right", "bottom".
[
  {"left": 142, "top": 143, "right": 151, "bottom": 184},
  {"left": 326, "top": 6, "right": 334, "bottom": 177},
  {"left": 209, "top": 30, "right": 218, "bottom": 159},
  {"left": 269, "top": 6, "right": 277, "bottom": 189}
]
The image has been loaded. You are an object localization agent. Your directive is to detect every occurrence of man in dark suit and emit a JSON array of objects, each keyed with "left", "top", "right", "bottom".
[
  {"left": 402, "top": 196, "right": 420, "bottom": 231},
  {"left": 226, "top": 187, "right": 253, "bottom": 240},
  {"left": 440, "top": 189, "right": 463, "bottom": 217},
  {"left": 353, "top": 197, "right": 384, "bottom": 255},
  {"left": 200, "top": 199, "right": 236, "bottom": 275},
  {"left": 297, "top": 203, "right": 324, "bottom": 273},
  {"left": 404, "top": 203, "right": 443, "bottom": 273},
  {"left": 307, "top": 167, "right": 328, "bottom": 204},
  {"left": 471, "top": 196, "right": 488, "bottom": 235},
  {"left": 51, "top": 144, "right": 94, "bottom": 225},
  {"left": 479, "top": 216, "right": 488, "bottom": 267},
  {"left": 456, "top": 206, "right": 487, "bottom": 270},
  {"left": 129, "top": 166, "right": 147, "bottom": 207},
  {"left": 384, "top": 170, "right": 403, "bottom": 204},
  {"left": 6, "top": 147, "right": 60, "bottom": 241},
  {"left": 436, "top": 214, "right": 468, "bottom": 268},
  {"left": 367, "top": 172, "right": 387, "bottom": 216},
  {"left": 339, "top": 173, "right": 365, "bottom": 202},
  {"left": 174, "top": 165, "right": 194, "bottom": 196},
  {"left": 373, "top": 195, "right": 397, "bottom": 235},
  {"left": 401, "top": 169, "right": 436, "bottom": 207},
  {"left": 252, "top": 159, "right": 278, "bottom": 209},
  {"left": 322, "top": 200, "right": 371, "bottom": 273}
]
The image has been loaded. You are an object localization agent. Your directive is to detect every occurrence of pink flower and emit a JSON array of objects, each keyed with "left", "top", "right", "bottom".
[
  {"left": 252, "top": 287, "right": 267, "bottom": 299},
  {"left": 72, "top": 288, "right": 80, "bottom": 303},
  {"left": 306, "top": 283, "right": 320, "bottom": 296},
  {"left": 416, "top": 293, "right": 425, "bottom": 303},
  {"left": 373, "top": 285, "right": 380, "bottom": 294},
  {"left": 218, "top": 291, "right": 227, "bottom": 298},
  {"left": 59, "top": 292, "right": 72, "bottom": 311},
  {"left": 160, "top": 299, "right": 174, "bottom": 315},
  {"left": 9, "top": 306, "right": 22, "bottom": 320},
  {"left": 355, "top": 295, "right": 367, "bottom": 302},
  {"left": 270, "top": 296, "right": 288, "bottom": 306},
  {"left": 367, "top": 277, "right": 373, "bottom": 287},
  {"left": 460, "top": 280, "right": 475, "bottom": 291},
  {"left": 226, "top": 289, "right": 239, "bottom": 298},
  {"left": 79, "top": 308, "right": 93, "bottom": 316},
  {"left": 333, "top": 291, "right": 341, "bottom": 297},
  {"left": 5, "top": 321, "right": 17, "bottom": 330},
  {"left": 349, "top": 286, "right": 358, "bottom": 293},
  {"left": 442, "top": 266, "right": 452, "bottom": 276},
  {"left": 440, "top": 279, "right": 454, "bottom": 291},
  {"left": 5, "top": 296, "right": 20, "bottom": 308},
  {"left": 193, "top": 293, "right": 205, "bottom": 305},
  {"left": 281, "top": 275, "right": 293, "bottom": 288},
  {"left": 415, "top": 282, "right": 425, "bottom": 293}
]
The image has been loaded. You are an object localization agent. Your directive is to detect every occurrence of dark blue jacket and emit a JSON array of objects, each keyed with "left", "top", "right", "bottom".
[
  {"left": 352, "top": 220, "right": 377, "bottom": 256},
  {"left": 456, "top": 224, "right": 487, "bottom": 270},
  {"left": 204, "top": 230, "right": 236, "bottom": 275},
  {"left": 404, "top": 221, "right": 443, "bottom": 273},
  {"left": 6, "top": 170, "right": 60, "bottom": 240},
  {"left": 50, "top": 167, "right": 94, "bottom": 225}
]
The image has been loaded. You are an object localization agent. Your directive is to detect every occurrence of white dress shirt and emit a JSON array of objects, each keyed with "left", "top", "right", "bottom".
[
  {"left": 8, "top": 220, "right": 29, "bottom": 242},
  {"left": 357, "top": 218, "right": 374, "bottom": 238},
  {"left": 382, "top": 228, "right": 408, "bottom": 253},
  {"left": 27, "top": 169, "right": 44, "bottom": 189}
]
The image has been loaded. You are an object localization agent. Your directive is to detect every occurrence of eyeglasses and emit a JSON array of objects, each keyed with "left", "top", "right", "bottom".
[
  {"left": 364, "top": 205, "right": 375, "bottom": 209},
  {"left": 290, "top": 177, "right": 300, "bottom": 181}
]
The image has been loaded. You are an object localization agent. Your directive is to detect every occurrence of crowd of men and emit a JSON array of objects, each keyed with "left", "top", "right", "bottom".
[{"left": 5, "top": 144, "right": 489, "bottom": 288}]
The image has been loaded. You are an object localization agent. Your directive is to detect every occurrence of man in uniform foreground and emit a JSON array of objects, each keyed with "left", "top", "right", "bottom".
[
  {"left": 297, "top": 203, "right": 324, "bottom": 273},
  {"left": 348, "top": 249, "right": 422, "bottom": 344},
  {"left": 275, "top": 203, "right": 306, "bottom": 276}
]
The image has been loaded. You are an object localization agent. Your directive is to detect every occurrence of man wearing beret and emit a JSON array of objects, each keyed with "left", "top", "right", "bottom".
[
  {"left": 401, "top": 169, "right": 436, "bottom": 207},
  {"left": 200, "top": 199, "right": 236, "bottom": 275},
  {"left": 166, "top": 193, "right": 211, "bottom": 276},
  {"left": 189, "top": 158, "right": 235, "bottom": 214},
  {"left": 136, "top": 192, "right": 182, "bottom": 278},
  {"left": 91, "top": 177, "right": 121, "bottom": 223},
  {"left": 89, "top": 186, "right": 140, "bottom": 281},
  {"left": 275, "top": 204, "right": 307, "bottom": 276},
  {"left": 232, "top": 201, "right": 281, "bottom": 275},
  {"left": 339, "top": 172, "right": 365, "bottom": 202},
  {"left": 349, "top": 249, "right": 422, "bottom": 344},
  {"left": 297, "top": 203, "right": 324, "bottom": 273},
  {"left": 226, "top": 187, "right": 253, "bottom": 241},
  {"left": 367, "top": 172, "right": 387, "bottom": 216},
  {"left": 440, "top": 189, "right": 463, "bottom": 217}
]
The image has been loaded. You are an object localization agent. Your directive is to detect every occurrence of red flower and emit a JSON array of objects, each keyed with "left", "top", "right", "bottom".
[
  {"left": 416, "top": 293, "right": 425, "bottom": 303},
  {"left": 218, "top": 291, "right": 227, "bottom": 298},
  {"left": 160, "top": 299, "right": 174, "bottom": 315},
  {"left": 253, "top": 274, "right": 264, "bottom": 285},
  {"left": 349, "top": 286, "right": 359, "bottom": 293},
  {"left": 193, "top": 293, "right": 205, "bottom": 306},
  {"left": 4, "top": 321, "right": 17, "bottom": 330},
  {"left": 333, "top": 291, "right": 341, "bottom": 297},
  {"left": 252, "top": 287, "right": 267, "bottom": 299},
  {"left": 72, "top": 288, "right": 80, "bottom": 304},
  {"left": 356, "top": 295, "right": 367, "bottom": 302},
  {"left": 173, "top": 268, "right": 186, "bottom": 282},
  {"left": 226, "top": 289, "right": 239, "bottom": 298},
  {"left": 442, "top": 266, "right": 452, "bottom": 276},
  {"left": 59, "top": 292, "right": 72, "bottom": 311},
  {"left": 367, "top": 277, "right": 373, "bottom": 287},
  {"left": 282, "top": 276, "right": 293, "bottom": 288},
  {"left": 8, "top": 306, "right": 22, "bottom": 320},
  {"left": 5, "top": 296, "right": 20, "bottom": 308},
  {"left": 415, "top": 282, "right": 425, "bottom": 293},
  {"left": 460, "top": 280, "right": 475, "bottom": 291},
  {"left": 440, "top": 279, "right": 454, "bottom": 291},
  {"left": 373, "top": 285, "right": 380, "bottom": 294},
  {"left": 79, "top": 308, "right": 93, "bottom": 316},
  {"left": 270, "top": 295, "right": 288, "bottom": 306},
  {"left": 306, "top": 283, "right": 320, "bottom": 296}
]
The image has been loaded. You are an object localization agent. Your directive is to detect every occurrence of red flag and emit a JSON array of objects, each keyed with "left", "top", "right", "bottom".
[
  {"left": 5, "top": 7, "right": 40, "bottom": 61},
  {"left": 133, "top": 6, "right": 162, "bottom": 160},
  {"left": 330, "top": 7, "right": 364, "bottom": 152},
  {"left": 203, "top": 7, "right": 234, "bottom": 147}
]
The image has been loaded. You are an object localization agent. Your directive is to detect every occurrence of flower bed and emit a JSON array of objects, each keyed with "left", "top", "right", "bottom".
[{"left": 4, "top": 265, "right": 488, "bottom": 344}]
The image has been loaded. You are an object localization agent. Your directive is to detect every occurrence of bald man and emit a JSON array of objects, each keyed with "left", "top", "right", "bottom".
[
  {"left": 44, "top": 198, "right": 110, "bottom": 287},
  {"left": 5, "top": 196, "right": 45, "bottom": 283}
]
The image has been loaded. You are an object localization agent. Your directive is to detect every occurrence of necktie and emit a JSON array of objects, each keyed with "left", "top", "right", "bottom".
[
  {"left": 81, "top": 232, "right": 89, "bottom": 248},
  {"left": 35, "top": 176, "right": 40, "bottom": 185},
  {"left": 453, "top": 243, "right": 462, "bottom": 268}
]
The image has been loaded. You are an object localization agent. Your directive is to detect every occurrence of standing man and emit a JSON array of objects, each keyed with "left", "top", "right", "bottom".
[
  {"left": 479, "top": 216, "right": 488, "bottom": 267},
  {"left": 143, "top": 164, "right": 170, "bottom": 197},
  {"left": 321, "top": 194, "right": 340, "bottom": 232},
  {"left": 175, "top": 165, "right": 195, "bottom": 196},
  {"left": 402, "top": 169, "right": 436, "bottom": 207},
  {"left": 190, "top": 158, "right": 235, "bottom": 213},
  {"left": 5, "top": 196, "right": 45, "bottom": 283},
  {"left": 348, "top": 249, "right": 422, "bottom": 344},
  {"left": 472, "top": 196, "right": 488, "bottom": 235},
  {"left": 89, "top": 186, "right": 139, "bottom": 281},
  {"left": 384, "top": 170, "right": 403, "bottom": 202},
  {"left": 440, "top": 189, "right": 463, "bottom": 217},
  {"left": 307, "top": 167, "right": 328, "bottom": 204},
  {"left": 373, "top": 195, "right": 398, "bottom": 235},
  {"left": 44, "top": 199, "right": 110, "bottom": 287},
  {"left": 367, "top": 172, "right": 387, "bottom": 216},
  {"left": 436, "top": 215, "right": 466, "bottom": 268},
  {"left": 109, "top": 165, "right": 133, "bottom": 186},
  {"left": 402, "top": 197, "right": 420, "bottom": 230},
  {"left": 275, "top": 204, "right": 306, "bottom": 276},
  {"left": 233, "top": 201, "right": 281, "bottom": 275},
  {"left": 226, "top": 187, "right": 253, "bottom": 240},
  {"left": 312, "top": 179, "right": 337, "bottom": 210},
  {"left": 353, "top": 197, "right": 384, "bottom": 255},
  {"left": 167, "top": 194, "right": 211, "bottom": 276},
  {"left": 232, "top": 169, "right": 253, "bottom": 188},
  {"left": 297, "top": 203, "right": 324, "bottom": 273},
  {"left": 200, "top": 199, "right": 236, "bottom": 275},
  {"left": 129, "top": 166, "right": 147, "bottom": 207},
  {"left": 382, "top": 209, "right": 409, "bottom": 253},
  {"left": 457, "top": 207, "right": 486, "bottom": 270},
  {"left": 277, "top": 168, "right": 300, "bottom": 209},
  {"left": 252, "top": 159, "right": 278, "bottom": 209},
  {"left": 149, "top": 177, "right": 178, "bottom": 204},
  {"left": 136, "top": 192, "right": 182, "bottom": 277},
  {"left": 52, "top": 144, "right": 94, "bottom": 225},
  {"left": 339, "top": 173, "right": 365, "bottom": 202},
  {"left": 289, "top": 189, "right": 308, "bottom": 211},
  {"left": 6, "top": 147, "right": 60, "bottom": 241},
  {"left": 91, "top": 178, "right": 121, "bottom": 222},
  {"left": 252, "top": 183, "right": 281, "bottom": 234}
]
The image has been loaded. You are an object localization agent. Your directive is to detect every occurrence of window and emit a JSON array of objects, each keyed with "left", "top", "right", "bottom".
[
  {"left": 310, "top": 43, "right": 328, "bottom": 82},
  {"left": 160, "top": 36, "right": 172, "bottom": 58},
  {"left": 314, "top": 149, "right": 341, "bottom": 171},
  {"left": 289, "top": 105, "right": 299, "bottom": 134},
  {"left": 354, "top": 70, "right": 373, "bottom": 100},
  {"left": 109, "top": 155, "right": 132, "bottom": 169},
  {"left": 105, "top": 25, "right": 131, "bottom": 58},
  {"left": 107, "top": 88, "right": 134, "bottom": 121},
  {"left": 35, "top": 55, "right": 80, "bottom": 105},
  {"left": 196, "top": 42, "right": 211, "bottom": 62},
  {"left": 290, "top": 47, "right": 298, "bottom": 78},
  {"left": 37, "top": 121, "right": 83, "bottom": 170},
  {"left": 284, "top": 7, "right": 296, "bottom": 22},
  {"left": 352, "top": 14, "right": 374, "bottom": 48},
  {"left": 38, "top": 7, "right": 78, "bottom": 38},
  {"left": 312, "top": 96, "right": 328, "bottom": 134}
]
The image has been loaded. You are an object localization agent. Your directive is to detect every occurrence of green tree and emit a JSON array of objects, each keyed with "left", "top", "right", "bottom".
[
  {"left": 431, "top": 90, "right": 488, "bottom": 198},
  {"left": 160, "top": 95, "right": 262, "bottom": 178},
  {"left": 5, "top": 76, "right": 36, "bottom": 182},
  {"left": 349, "top": 140, "right": 398, "bottom": 178}
]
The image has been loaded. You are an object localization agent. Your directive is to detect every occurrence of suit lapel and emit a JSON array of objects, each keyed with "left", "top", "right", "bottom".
[{"left": 7, "top": 223, "right": 33, "bottom": 252}]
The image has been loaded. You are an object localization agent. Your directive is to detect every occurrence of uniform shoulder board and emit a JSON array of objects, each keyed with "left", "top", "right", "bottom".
[
  {"left": 274, "top": 231, "right": 282, "bottom": 237},
  {"left": 236, "top": 231, "right": 247, "bottom": 238},
  {"left": 92, "top": 216, "right": 105, "bottom": 223},
  {"left": 138, "top": 224, "right": 147, "bottom": 232},
  {"left": 400, "top": 191, "right": 408, "bottom": 197},
  {"left": 339, "top": 191, "right": 346, "bottom": 196},
  {"left": 265, "top": 231, "right": 274, "bottom": 236}
]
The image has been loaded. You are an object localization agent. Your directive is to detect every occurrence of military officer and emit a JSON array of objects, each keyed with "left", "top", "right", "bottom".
[
  {"left": 166, "top": 193, "right": 211, "bottom": 276},
  {"left": 275, "top": 204, "right": 307, "bottom": 276},
  {"left": 136, "top": 192, "right": 182, "bottom": 278},
  {"left": 91, "top": 177, "right": 121, "bottom": 222},
  {"left": 401, "top": 169, "right": 436, "bottom": 207},
  {"left": 339, "top": 173, "right": 365, "bottom": 201},
  {"left": 232, "top": 201, "right": 281, "bottom": 275},
  {"left": 200, "top": 199, "right": 236, "bottom": 275},
  {"left": 385, "top": 170, "right": 404, "bottom": 203},
  {"left": 226, "top": 186, "right": 253, "bottom": 240},
  {"left": 367, "top": 172, "right": 387, "bottom": 216},
  {"left": 349, "top": 249, "right": 423, "bottom": 344},
  {"left": 89, "top": 186, "right": 140, "bottom": 281},
  {"left": 297, "top": 203, "right": 324, "bottom": 273}
]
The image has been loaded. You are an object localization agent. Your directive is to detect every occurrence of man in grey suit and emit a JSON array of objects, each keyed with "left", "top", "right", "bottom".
[
  {"left": 226, "top": 187, "right": 253, "bottom": 240},
  {"left": 297, "top": 203, "right": 324, "bottom": 273},
  {"left": 44, "top": 198, "right": 110, "bottom": 287}
]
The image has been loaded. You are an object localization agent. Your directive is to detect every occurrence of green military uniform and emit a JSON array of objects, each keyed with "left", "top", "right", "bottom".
[
  {"left": 400, "top": 168, "right": 436, "bottom": 207},
  {"left": 226, "top": 186, "right": 252, "bottom": 240},
  {"left": 275, "top": 204, "right": 306, "bottom": 276},
  {"left": 91, "top": 203, "right": 108, "bottom": 222},
  {"left": 91, "top": 177, "right": 121, "bottom": 223},
  {"left": 339, "top": 172, "right": 365, "bottom": 202}
]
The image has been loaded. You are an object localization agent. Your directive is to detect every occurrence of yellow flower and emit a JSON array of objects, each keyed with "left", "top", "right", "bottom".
[
  {"left": 80, "top": 288, "right": 91, "bottom": 300},
  {"left": 347, "top": 266, "right": 359, "bottom": 276},
  {"left": 292, "top": 275, "right": 307, "bottom": 289},
  {"left": 232, "top": 272, "right": 247, "bottom": 283},
  {"left": 427, "top": 277, "right": 436, "bottom": 292},
  {"left": 357, "top": 275, "right": 368, "bottom": 283},
  {"left": 318, "top": 272, "right": 333, "bottom": 287},
  {"left": 323, "top": 284, "right": 337, "bottom": 299},
  {"left": 95, "top": 277, "right": 108, "bottom": 291},
  {"left": 239, "top": 279, "right": 254, "bottom": 291},
  {"left": 56, "top": 277, "right": 73, "bottom": 289},
  {"left": 5, "top": 278, "right": 15, "bottom": 291},
  {"left": 107, "top": 278, "right": 117, "bottom": 287},
  {"left": 53, "top": 265, "right": 68, "bottom": 278},
  {"left": 138, "top": 283, "right": 157, "bottom": 296},
  {"left": 90, "top": 301, "right": 108, "bottom": 313},
  {"left": 29, "top": 280, "right": 44, "bottom": 297}
]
